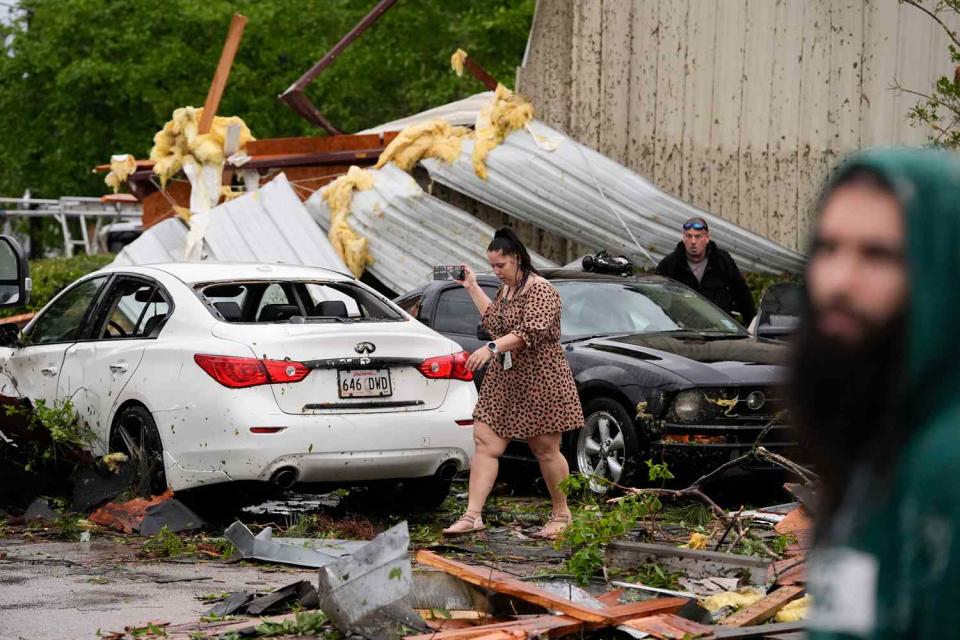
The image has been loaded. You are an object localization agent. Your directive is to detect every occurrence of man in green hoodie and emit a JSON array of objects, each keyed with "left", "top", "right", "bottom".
[{"left": 791, "top": 148, "right": 960, "bottom": 638}]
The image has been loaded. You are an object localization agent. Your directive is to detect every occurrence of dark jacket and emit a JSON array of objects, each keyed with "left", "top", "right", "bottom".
[{"left": 656, "top": 241, "right": 755, "bottom": 325}]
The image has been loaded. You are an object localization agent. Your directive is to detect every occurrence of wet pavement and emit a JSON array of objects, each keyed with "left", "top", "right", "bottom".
[
  {"left": 0, "top": 481, "right": 570, "bottom": 639},
  {"left": 0, "top": 475, "right": 795, "bottom": 639}
]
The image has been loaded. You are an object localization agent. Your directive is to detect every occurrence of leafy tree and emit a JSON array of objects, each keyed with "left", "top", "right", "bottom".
[
  {"left": 0, "top": 0, "right": 534, "bottom": 198},
  {"left": 896, "top": 0, "right": 960, "bottom": 148}
]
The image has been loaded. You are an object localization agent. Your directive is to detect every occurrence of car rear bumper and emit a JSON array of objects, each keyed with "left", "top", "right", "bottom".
[{"left": 160, "top": 406, "right": 475, "bottom": 491}]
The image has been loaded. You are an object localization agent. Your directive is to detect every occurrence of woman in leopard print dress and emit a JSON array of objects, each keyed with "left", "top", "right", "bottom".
[{"left": 442, "top": 228, "right": 583, "bottom": 539}]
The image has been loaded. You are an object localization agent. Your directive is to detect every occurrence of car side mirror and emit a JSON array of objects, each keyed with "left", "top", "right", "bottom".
[
  {"left": 0, "top": 236, "right": 29, "bottom": 308},
  {"left": 477, "top": 322, "right": 492, "bottom": 341},
  {"left": 0, "top": 322, "right": 20, "bottom": 348}
]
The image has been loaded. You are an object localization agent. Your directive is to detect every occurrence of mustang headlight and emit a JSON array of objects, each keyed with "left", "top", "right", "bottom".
[{"left": 672, "top": 390, "right": 705, "bottom": 422}]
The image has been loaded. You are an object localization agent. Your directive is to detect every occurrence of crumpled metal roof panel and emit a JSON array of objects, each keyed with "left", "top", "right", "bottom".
[
  {"left": 306, "top": 163, "right": 557, "bottom": 295},
  {"left": 111, "top": 217, "right": 189, "bottom": 266},
  {"left": 421, "top": 120, "right": 805, "bottom": 275},
  {"left": 359, "top": 92, "right": 494, "bottom": 134},
  {"left": 111, "top": 174, "right": 347, "bottom": 273},
  {"left": 204, "top": 173, "right": 347, "bottom": 271}
]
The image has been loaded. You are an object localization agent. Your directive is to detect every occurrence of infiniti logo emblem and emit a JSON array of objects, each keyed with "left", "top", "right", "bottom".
[{"left": 354, "top": 342, "right": 376, "bottom": 355}]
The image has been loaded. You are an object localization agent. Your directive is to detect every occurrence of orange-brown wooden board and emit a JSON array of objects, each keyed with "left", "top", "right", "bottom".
[
  {"left": 404, "top": 615, "right": 582, "bottom": 640},
  {"left": 246, "top": 133, "right": 385, "bottom": 155},
  {"left": 594, "top": 588, "right": 625, "bottom": 606},
  {"left": 415, "top": 551, "right": 687, "bottom": 625},
  {"left": 142, "top": 182, "right": 192, "bottom": 229},
  {"left": 620, "top": 614, "right": 715, "bottom": 639},
  {"left": 719, "top": 585, "right": 805, "bottom": 627},
  {"left": 775, "top": 561, "right": 806, "bottom": 586},
  {"left": 775, "top": 507, "right": 812, "bottom": 536}
]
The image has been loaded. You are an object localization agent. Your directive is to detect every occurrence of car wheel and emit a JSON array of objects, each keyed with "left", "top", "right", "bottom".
[
  {"left": 572, "top": 397, "right": 641, "bottom": 494},
  {"left": 109, "top": 404, "right": 167, "bottom": 497}
]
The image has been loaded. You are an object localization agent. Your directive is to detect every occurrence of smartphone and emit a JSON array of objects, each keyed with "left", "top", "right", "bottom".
[{"left": 433, "top": 265, "right": 465, "bottom": 281}]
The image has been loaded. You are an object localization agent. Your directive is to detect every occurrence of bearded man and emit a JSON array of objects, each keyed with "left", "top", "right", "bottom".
[{"left": 792, "top": 149, "right": 960, "bottom": 638}]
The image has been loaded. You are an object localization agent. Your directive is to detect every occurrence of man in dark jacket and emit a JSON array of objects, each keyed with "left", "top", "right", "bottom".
[{"left": 655, "top": 217, "right": 756, "bottom": 325}]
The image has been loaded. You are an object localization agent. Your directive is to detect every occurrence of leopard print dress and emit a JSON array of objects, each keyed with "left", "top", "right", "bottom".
[{"left": 473, "top": 279, "right": 584, "bottom": 439}]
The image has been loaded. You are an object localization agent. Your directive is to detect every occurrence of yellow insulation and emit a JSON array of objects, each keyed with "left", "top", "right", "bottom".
[
  {"left": 376, "top": 120, "right": 470, "bottom": 173},
  {"left": 149, "top": 106, "right": 255, "bottom": 188},
  {"left": 471, "top": 83, "right": 534, "bottom": 180},
  {"left": 701, "top": 589, "right": 764, "bottom": 613},
  {"left": 774, "top": 595, "right": 810, "bottom": 623},
  {"left": 104, "top": 154, "right": 137, "bottom": 193},
  {"left": 321, "top": 166, "right": 375, "bottom": 277},
  {"left": 684, "top": 532, "right": 708, "bottom": 550},
  {"left": 101, "top": 452, "right": 128, "bottom": 473},
  {"left": 451, "top": 48, "right": 468, "bottom": 77}
]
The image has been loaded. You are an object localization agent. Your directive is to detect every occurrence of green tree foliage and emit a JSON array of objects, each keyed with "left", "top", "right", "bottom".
[
  {"left": 896, "top": 1, "right": 960, "bottom": 148},
  {"left": 0, "top": 254, "right": 114, "bottom": 318},
  {"left": 0, "top": 0, "right": 534, "bottom": 197}
]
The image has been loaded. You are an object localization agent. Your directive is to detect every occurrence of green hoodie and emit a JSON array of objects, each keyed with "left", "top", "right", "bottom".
[{"left": 808, "top": 148, "right": 960, "bottom": 639}]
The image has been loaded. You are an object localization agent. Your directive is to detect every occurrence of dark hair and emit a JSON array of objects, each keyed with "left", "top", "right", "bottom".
[{"left": 487, "top": 227, "right": 538, "bottom": 289}]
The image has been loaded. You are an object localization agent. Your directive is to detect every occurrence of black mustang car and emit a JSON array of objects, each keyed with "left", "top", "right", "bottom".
[{"left": 395, "top": 270, "right": 796, "bottom": 491}]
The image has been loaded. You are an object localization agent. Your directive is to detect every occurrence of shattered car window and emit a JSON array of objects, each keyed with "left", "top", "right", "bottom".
[
  {"left": 197, "top": 280, "right": 401, "bottom": 323},
  {"left": 556, "top": 281, "right": 744, "bottom": 338}
]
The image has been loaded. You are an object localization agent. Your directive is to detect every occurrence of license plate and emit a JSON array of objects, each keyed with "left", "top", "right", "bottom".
[{"left": 337, "top": 369, "right": 393, "bottom": 398}]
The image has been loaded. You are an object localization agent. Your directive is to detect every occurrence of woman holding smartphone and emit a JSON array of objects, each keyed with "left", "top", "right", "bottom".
[{"left": 443, "top": 227, "right": 584, "bottom": 539}]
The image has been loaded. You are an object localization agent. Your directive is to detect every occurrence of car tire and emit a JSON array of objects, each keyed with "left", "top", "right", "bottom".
[
  {"left": 568, "top": 397, "right": 642, "bottom": 494},
  {"left": 109, "top": 404, "right": 167, "bottom": 498}
]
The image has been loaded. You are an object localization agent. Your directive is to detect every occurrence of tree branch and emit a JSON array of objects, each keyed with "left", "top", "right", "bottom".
[{"left": 901, "top": 0, "right": 960, "bottom": 49}]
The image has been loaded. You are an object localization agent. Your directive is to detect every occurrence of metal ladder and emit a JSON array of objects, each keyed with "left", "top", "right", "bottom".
[{"left": 0, "top": 195, "right": 142, "bottom": 256}]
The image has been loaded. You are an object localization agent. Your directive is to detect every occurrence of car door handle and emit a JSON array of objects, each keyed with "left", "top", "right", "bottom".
[
  {"left": 40, "top": 366, "right": 58, "bottom": 376},
  {"left": 109, "top": 362, "right": 129, "bottom": 373}
]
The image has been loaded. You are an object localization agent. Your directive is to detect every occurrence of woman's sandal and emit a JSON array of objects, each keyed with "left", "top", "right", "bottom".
[
  {"left": 532, "top": 512, "right": 573, "bottom": 540},
  {"left": 442, "top": 512, "right": 485, "bottom": 536}
]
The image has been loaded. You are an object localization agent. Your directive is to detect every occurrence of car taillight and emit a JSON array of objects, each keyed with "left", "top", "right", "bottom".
[
  {"left": 194, "top": 355, "right": 310, "bottom": 388},
  {"left": 418, "top": 351, "right": 473, "bottom": 382},
  {"left": 262, "top": 359, "right": 310, "bottom": 384}
]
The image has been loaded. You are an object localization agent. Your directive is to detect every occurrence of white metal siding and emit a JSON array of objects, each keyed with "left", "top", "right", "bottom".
[{"left": 517, "top": 0, "right": 960, "bottom": 250}]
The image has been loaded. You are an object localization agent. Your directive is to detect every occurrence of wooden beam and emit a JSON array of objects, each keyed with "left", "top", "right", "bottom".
[
  {"left": 404, "top": 615, "right": 582, "bottom": 640},
  {"left": 619, "top": 614, "right": 715, "bottom": 639},
  {"left": 719, "top": 585, "right": 804, "bottom": 627},
  {"left": 414, "top": 551, "right": 686, "bottom": 625},
  {"left": 415, "top": 551, "right": 609, "bottom": 623},
  {"left": 199, "top": 13, "right": 248, "bottom": 135}
]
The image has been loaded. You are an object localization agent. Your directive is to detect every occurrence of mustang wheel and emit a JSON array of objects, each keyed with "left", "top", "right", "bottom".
[
  {"left": 109, "top": 404, "right": 167, "bottom": 497},
  {"left": 574, "top": 397, "right": 641, "bottom": 494}
]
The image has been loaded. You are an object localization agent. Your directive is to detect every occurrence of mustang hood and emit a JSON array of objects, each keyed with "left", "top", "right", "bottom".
[{"left": 588, "top": 333, "right": 786, "bottom": 385}]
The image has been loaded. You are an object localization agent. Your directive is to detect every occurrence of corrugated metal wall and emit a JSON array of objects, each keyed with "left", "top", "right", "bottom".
[{"left": 516, "top": 0, "right": 959, "bottom": 251}]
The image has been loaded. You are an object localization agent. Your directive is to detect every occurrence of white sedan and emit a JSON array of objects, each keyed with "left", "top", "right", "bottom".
[{"left": 0, "top": 262, "right": 477, "bottom": 505}]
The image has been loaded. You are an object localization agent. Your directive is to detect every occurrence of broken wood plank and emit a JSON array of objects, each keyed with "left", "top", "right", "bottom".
[
  {"left": 404, "top": 615, "right": 582, "bottom": 640},
  {"left": 606, "top": 541, "right": 771, "bottom": 585},
  {"left": 620, "top": 613, "right": 714, "bottom": 639},
  {"left": 415, "top": 551, "right": 607, "bottom": 623},
  {"left": 769, "top": 555, "right": 806, "bottom": 585},
  {"left": 774, "top": 507, "right": 812, "bottom": 536},
  {"left": 594, "top": 588, "right": 624, "bottom": 606},
  {"left": 199, "top": 14, "right": 248, "bottom": 134},
  {"left": 601, "top": 599, "right": 692, "bottom": 624},
  {"left": 415, "top": 550, "right": 686, "bottom": 624},
  {"left": 712, "top": 621, "right": 805, "bottom": 637},
  {"left": 719, "top": 585, "right": 805, "bottom": 627}
]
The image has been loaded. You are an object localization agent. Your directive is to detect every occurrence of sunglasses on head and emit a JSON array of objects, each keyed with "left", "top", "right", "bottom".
[{"left": 683, "top": 222, "right": 707, "bottom": 231}]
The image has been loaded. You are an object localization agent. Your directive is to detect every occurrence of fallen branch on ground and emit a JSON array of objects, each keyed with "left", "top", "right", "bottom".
[{"left": 607, "top": 447, "right": 817, "bottom": 526}]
